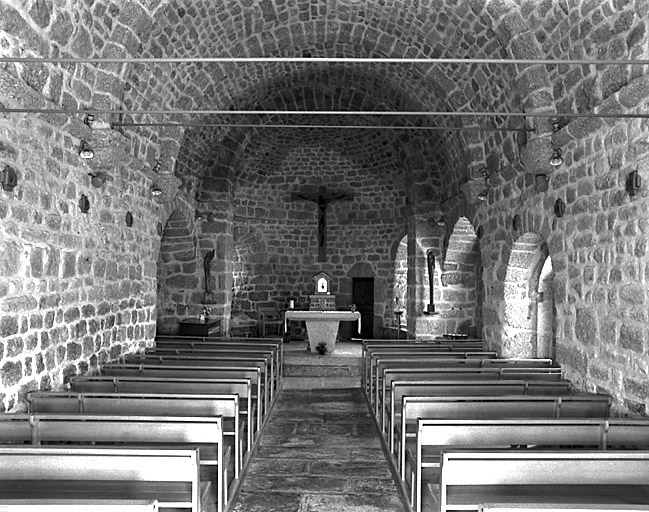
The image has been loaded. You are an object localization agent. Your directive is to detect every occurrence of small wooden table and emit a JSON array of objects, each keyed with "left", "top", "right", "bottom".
[{"left": 178, "top": 319, "right": 220, "bottom": 337}]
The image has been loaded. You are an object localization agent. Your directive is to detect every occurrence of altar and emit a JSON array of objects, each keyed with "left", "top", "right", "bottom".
[{"left": 284, "top": 310, "right": 361, "bottom": 354}]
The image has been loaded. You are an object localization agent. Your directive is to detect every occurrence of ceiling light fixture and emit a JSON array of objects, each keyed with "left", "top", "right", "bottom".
[
  {"left": 79, "top": 140, "right": 94, "bottom": 159},
  {"left": 549, "top": 148, "right": 563, "bottom": 167}
]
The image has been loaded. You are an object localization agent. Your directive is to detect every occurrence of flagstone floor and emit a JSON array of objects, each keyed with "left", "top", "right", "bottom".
[{"left": 230, "top": 386, "right": 406, "bottom": 512}]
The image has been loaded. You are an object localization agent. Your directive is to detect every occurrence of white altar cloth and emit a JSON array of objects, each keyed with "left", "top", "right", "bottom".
[{"left": 284, "top": 310, "right": 361, "bottom": 354}]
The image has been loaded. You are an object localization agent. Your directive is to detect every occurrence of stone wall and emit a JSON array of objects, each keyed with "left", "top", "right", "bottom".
[
  {"left": 474, "top": 70, "right": 649, "bottom": 415},
  {"left": 229, "top": 129, "right": 407, "bottom": 335},
  {"left": 0, "top": 85, "right": 159, "bottom": 411}
]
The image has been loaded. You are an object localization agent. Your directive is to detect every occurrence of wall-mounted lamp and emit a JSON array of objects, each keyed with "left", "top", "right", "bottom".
[
  {"left": 0, "top": 165, "right": 18, "bottom": 192},
  {"left": 79, "top": 140, "right": 94, "bottom": 159},
  {"left": 554, "top": 198, "right": 566, "bottom": 217},
  {"left": 125, "top": 211, "right": 134, "bottom": 227},
  {"left": 626, "top": 170, "right": 642, "bottom": 196},
  {"left": 151, "top": 185, "right": 163, "bottom": 196},
  {"left": 84, "top": 113, "right": 95, "bottom": 127},
  {"left": 436, "top": 217, "right": 445, "bottom": 227},
  {"left": 478, "top": 189, "right": 489, "bottom": 201},
  {"left": 549, "top": 148, "right": 563, "bottom": 167},
  {"left": 79, "top": 194, "right": 90, "bottom": 213},
  {"left": 535, "top": 174, "right": 549, "bottom": 192},
  {"left": 89, "top": 172, "right": 107, "bottom": 188}
]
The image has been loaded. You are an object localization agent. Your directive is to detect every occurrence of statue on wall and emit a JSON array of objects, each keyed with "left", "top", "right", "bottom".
[
  {"left": 426, "top": 250, "right": 435, "bottom": 314},
  {"left": 203, "top": 249, "right": 215, "bottom": 294}
]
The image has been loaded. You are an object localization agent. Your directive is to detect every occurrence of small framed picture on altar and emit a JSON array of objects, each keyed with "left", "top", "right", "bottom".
[{"left": 312, "top": 271, "right": 332, "bottom": 295}]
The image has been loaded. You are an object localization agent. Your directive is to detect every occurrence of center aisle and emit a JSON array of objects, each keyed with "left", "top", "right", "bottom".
[{"left": 231, "top": 386, "right": 406, "bottom": 512}]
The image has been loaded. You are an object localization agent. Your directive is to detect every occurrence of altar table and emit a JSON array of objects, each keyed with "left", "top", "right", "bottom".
[{"left": 284, "top": 310, "right": 361, "bottom": 354}]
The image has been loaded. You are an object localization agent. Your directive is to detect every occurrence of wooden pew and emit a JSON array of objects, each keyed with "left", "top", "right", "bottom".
[
  {"left": 148, "top": 344, "right": 282, "bottom": 386},
  {"left": 69, "top": 376, "right": 261, "bottom": 438},
  {"left": 27, "top": 391, "right": 247, "bottom": 481},
  {"left": 376, "top": 366, "right": 564, "bottom": 418},
  {"left": 0, "top": 446, "right": 204, "bottom": 512},
  {"left": 370, "top": 357, "right": 556, "bottom": 407},
  {"left": 153, "top": 337, "right": 283, "bottom": 380},
  {"left": 361, "top": 341, "right": 486, "bottom": 391},
  {"left": 479, "top": 505, "right": 649, "bottom": 512},
  {"left": 364, "top": 350, "right": 498, "bottom": 396},
  {"left": 412, "top": 418, "right": 649, "bottom": 512},
  {"left": 0, "top": 500, "right": 159, "bottom": 511},
  {"left": 436, "top": 450, "right": 649, "bottom": 512},
  {"left": 0, "top": 414, "right": 224, "bottom": 512},
  {"left": 384, "top": 379, "right": 573, "bottom": 451},
  {"left": 400, "top": 394, "right": 612, "bottom": 497},
  {"left": 124, "top": 352, "right": 278, "bottom": 404},
  {"left": 100, "top": 364, "right": 268, "bottom": 427}
]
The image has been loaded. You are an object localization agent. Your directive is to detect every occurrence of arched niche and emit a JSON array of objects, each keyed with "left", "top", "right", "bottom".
[
  {"left": 390, "top": 235, "right": 408, "bottom": 335},
  {"left": 156, "top": 208, "right": 198, "bottom": 334},
  {"left": 503, "top": 232, "right": 555, "bottom": 358},
  {"left": 439, "top": 217, "right": 482, "bottom": 336}
]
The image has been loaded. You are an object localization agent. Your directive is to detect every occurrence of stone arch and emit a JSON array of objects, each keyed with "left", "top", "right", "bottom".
[
  {"left": 439, "top": 217, "right": 482, "bottom": 337},
  {"left": 231, "top": 224, "right": 267, "bottom": 315},
  {"left": 536, "top": 255, "right": 555, "bottom": 360},
  {"left": 155, "top": 202, "right": 197, "bottom": 334},
  {"left": 503, "top": 232, "right": 554, "bottom": 358},
  {"left": 391, "top": 234, "right": 408, "bottom": 332}
]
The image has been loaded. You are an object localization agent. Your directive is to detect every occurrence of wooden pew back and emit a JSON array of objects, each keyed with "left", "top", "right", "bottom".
[
  {"left": 414, "top": 420, "right": 649, "bottom": 512},
  {"left": 0, "top": 446, "right": 202, "bottom": 512},
  {"left": 27, "top": 391, "right": 246, "bottom": 480},
  {"left": 384, "top": 379, "right": 573, "bottom": 451},
  {"left": 0, "top": 500, "right": 159, "bottom": 511},
  {"left": 69, "top": 375, "right": 262, "bottom": 434},
  {"left": 438, "top": 450, "right": 649, "bottom": 512},
  {"left": 377, "top": 366, "right": 564, "bottom": 417}
]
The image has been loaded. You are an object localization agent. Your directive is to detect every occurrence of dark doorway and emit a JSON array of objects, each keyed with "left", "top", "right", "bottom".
[{"left": 353, "top": 277, "right": 374, "bottom": 339}]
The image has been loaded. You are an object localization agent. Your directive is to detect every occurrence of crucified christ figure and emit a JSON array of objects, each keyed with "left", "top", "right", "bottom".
[{"left": 291, "top": 186, "right": 354, "bottom": 262}]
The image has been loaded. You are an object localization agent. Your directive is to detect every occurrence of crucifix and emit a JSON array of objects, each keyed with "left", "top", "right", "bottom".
[{"left": 291, "top": 186, "right": 354, "bottom": 262}]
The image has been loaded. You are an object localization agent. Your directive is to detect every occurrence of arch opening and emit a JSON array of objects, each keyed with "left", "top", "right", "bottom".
[
  {"left": 156, "top": 209, "right": 198, "bottom": 335},
  {"left": 503, "top": 233, "right": 555, "bottom": 359},
  {"left": 438, "top": 217, "right": 482, "bottom": 337}
]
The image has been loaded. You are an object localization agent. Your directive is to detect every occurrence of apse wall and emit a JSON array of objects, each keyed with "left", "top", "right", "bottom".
[{"left": 231, "top": 128, "right": 407, "bottom": 333}]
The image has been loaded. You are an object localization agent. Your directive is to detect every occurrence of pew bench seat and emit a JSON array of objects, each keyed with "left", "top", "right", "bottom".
[
  {"left": 432, "top": 450, "right": 649, "bottom": 512},
  {"left": 479, "top": 505, "right": 649, "bottom": 512},
  {"left": 0, "top": 447, "right": 206, "bottom": 512},
  {"left": 0, "top": 500, "right": 160, "bottom": 511},
  {"left": 0, "top": 415, "right": 227, "bottom": 512},
  {"left": 384, "top": 379, "right": 573, "bottom": 445}
]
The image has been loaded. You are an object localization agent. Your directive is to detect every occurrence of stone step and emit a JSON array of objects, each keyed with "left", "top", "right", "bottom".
[
  {"left": 284, "top": 363, "right": 361, "bottom": 378},
  {"left": 281, "top": 341, "right": 363, "bottom": 390},
  {"left": 281, "top": 376, "right": 361, "bottom": 390}
]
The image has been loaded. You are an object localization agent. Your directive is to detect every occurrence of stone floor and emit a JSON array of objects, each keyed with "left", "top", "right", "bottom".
[{"left": 230, "top": 383, "right": 407, "bottom": 511}]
